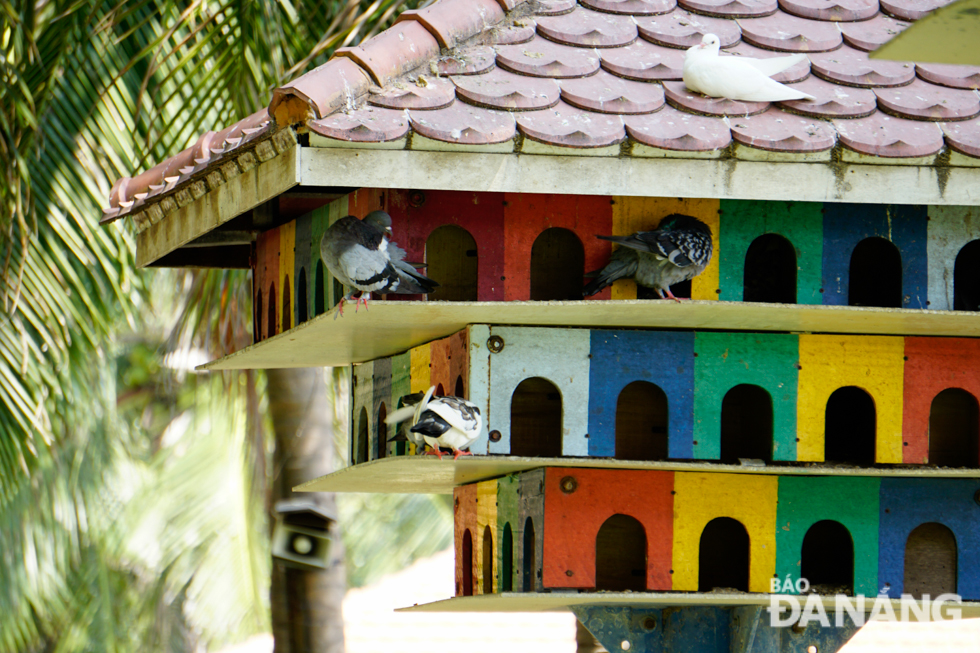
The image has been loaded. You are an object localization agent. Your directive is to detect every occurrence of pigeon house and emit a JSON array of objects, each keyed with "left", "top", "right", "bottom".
[{"left": 103, "top": 0, "right": 980, "bottom": 648}]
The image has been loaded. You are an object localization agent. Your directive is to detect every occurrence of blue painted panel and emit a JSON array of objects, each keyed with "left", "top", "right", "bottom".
[
  {"left": 878, "top": 478, "right": 980, "bottom": 600},
  {"left": 588, "top": 330, "right": 695, "bottom": 458},
  {"left": 821, "top": 204, "right": 929, "bottom": 308}
]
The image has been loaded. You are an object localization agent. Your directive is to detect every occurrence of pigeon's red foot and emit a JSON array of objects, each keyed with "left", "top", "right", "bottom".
[
  {"left": 452, "top": 450, "right": 473, "bottom": 461},
  {"left": 354, "top": 293, "right": 370, "bottom": 313},
  {"left": 663, "top": 288, "right": 687, "bottom": 303},
  {"left": 423, "top": 447, "right": 444, "bottom": 460}
]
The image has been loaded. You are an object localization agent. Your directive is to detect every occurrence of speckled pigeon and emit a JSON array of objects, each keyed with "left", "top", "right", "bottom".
[
  {"left": 683, "top": 34, "right": 815, "bottom": 102},
  {"left": 583, "top": 214, "right": 714, "bottom": 301},
  {"left": 385, "top": 386, "right": 482, "bottom": 460},
  {"left": 319, "top": 211, "right": 438, "bottom": 314}
]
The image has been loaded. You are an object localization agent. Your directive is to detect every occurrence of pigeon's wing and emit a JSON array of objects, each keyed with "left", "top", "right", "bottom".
[
  {"left": 734, "top": 53, "right": 807, "bottom": 77},
  {"left": 583, "top": 247, "right": 639, "bottom": 297},
  {"left": 685, "top": 56, "right": 814, "bottom": 102},
  {"left": 603, "top": 230, "right": 710, "bottom": 269},
  {"left": 409, "top": 410, "right": 453, "bottom": 438},
  {"left": 427, "top": 397, "right": 482, "bottom": 435}
]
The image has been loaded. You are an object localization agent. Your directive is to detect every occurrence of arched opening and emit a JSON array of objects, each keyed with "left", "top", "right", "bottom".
[
  {"left": 849, "top": 237, "right": 902, "bottom": 308},
  {"left": 824, "top": 387, "right": 876, "bottom": 465},
  {"left": 615, "top": 381, "right": 668, "bottom": 461},
  {"left": 720, "top": 384, "right": 773, "bottom": 464},
  {"left": 929, "top": 389, "right": 979, "bottom": 468},
  {"left": 435, "top": 383, "right": 446, "bottom": 397},
  {"left": 297, "top": 267, "right": 308, "bottom": 324},
  {"left": 377, "top": 403, "right": 388, "bottom": 460},
  {"left": 954, "top": 240, "right": 980, "bottom": 311},
  {"left": 523, "top": 517, "right": 536, "bottom": 592},
  {"left": 595, "top": 514, "right": 647, "bottom": 591},
  {"left": 256, "top": 290, "right": 264, "bottom": 340},
  {"left": 356, "top": 406, "right": 369, "bottom": 465},
  {"left": 426, "top": 225, "right": 478, "bottom": 301},
  {"left": 510, "top": 377, "right": 562, "bottom": 457},
  {"left": 282, "top": 275, "right": 292, "bottom": 331},
  {"left": 333, "top": 278, "right": 345, "bottom": 307},
  {"left": 483, "top": 526, "right": 494, "bottom": 594},
  {"left": 314, "top": 261, "right": 326, "bottom": 316},
  {"left": 904, "top": 523, "right": 957, "bottom": 598},
  {"left": 268, "top": 283, "right": 277, "bottom": 337},
  {"left": 801, "top": 520, "right": 854, "bottom": 594},
  {"left": 502, "top": 523, "right": 514, "bottom": 592},
  {"left": 454, "top": 375, "right": 465, "bottom": 399},
  {"left": 744, "top": 233, "right": 797, "bottom": 304},
  {"left": 698, "top": 517, "right": 749, "bottom": 592},
  {"left": 530, "top": 228, "right": 584, "bottom": 300},
  {"left": 462, "top": 529, "right": 474, "bottom": 596}
]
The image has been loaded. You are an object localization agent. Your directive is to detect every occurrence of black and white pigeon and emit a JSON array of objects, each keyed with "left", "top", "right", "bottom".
[
  {"left": 319, "top": 211, "right": 438, "bottom": 315},
  {"left": 583, "top": 214, "right": 713, "bottom": 301},
  {"left": 385, "top": 386, "right": 483, "bottom": 460}
]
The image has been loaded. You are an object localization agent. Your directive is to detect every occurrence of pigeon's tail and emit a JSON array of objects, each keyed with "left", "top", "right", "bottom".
[
  {"left": 583, "top": 249, "right": 638, "bottom": 298},
  {"left": 390, "top": 260, "right": 440, "bottom": 295}
]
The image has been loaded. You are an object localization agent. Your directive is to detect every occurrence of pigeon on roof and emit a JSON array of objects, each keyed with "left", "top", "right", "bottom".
[
  {"left": 683, "top": 34, "right": 816, "bottom": 103},
  {"left": 386, "top": 386, "right": 482, "bottom": 460},
  {"left": 583, "top": 214, "right": 714, "bottom": 301},
  {"left": 319, "top": 211, "right": 438, "bottom": 315}
]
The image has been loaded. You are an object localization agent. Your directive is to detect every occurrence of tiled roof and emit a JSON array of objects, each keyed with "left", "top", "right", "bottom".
[{"left": 103, "top": 0, "right": 980, "bottom": 224}]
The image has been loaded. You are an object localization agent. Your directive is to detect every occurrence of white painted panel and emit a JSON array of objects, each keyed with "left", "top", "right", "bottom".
[
  {"left": 486, "top": 326, "right": 591, "bottom": 456},
  {"left": 467, "top": 325, "right": 492, "bottom": 454},
  {"left": 926, "top": 206, "right": 980, "bottom": 310}
]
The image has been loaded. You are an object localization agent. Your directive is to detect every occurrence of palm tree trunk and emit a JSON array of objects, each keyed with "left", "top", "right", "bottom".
[{"left": 267, "top": 368, "right": 346, "bottom": 653}]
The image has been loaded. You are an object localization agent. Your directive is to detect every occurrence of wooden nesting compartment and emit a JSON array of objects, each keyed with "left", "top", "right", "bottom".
[
  {"left": 349, "top": 327, "right": 980, "bottom": 469},
  {"left": 453, "top": 469, "right": 980, "bottom": 600}
]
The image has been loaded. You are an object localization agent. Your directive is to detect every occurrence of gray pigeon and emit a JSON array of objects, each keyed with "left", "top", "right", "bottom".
[
  {"left": 319, "top": 211, "right": 438, "bottom": 314},
  {"left": 583, "top": 214, "right": 713, "bottom": 301}
]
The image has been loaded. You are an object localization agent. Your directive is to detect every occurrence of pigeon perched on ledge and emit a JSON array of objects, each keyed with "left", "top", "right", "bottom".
[
  {"left": 583, "top": 214, "right": 714, "bottom": 301},
  {"left": 683, "top": 34, "right": 816, "bottom": 103},
  {"left": 319, "top": 211, "right": 438, "bottom": 315},
  {"left": 386, "top": 386, "right": 483, "bottom": 460}
]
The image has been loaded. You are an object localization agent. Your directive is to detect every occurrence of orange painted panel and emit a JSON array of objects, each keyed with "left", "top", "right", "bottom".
[
  {"left": 542, "top": 468, "right": 674, "bottom": 590},
  {"left": 903, "top": 337, "right": 980, "bottom": 463},
  {"left": 347, "top": 187, "right": 387, "bottom": 219},
  {"left": 502, "top": 194, "right": 614, "bottom": 301},
  {"left": 454, "top": 484, "right": 478, "bottom": 597}
]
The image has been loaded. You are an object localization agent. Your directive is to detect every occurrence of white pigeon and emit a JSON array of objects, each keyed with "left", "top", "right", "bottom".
[
  {"left": 683, "top": 34, "right": 816, "bottom": 102},
  {"left": 385, "top": 386, "right": 483, "bottom": 460}
]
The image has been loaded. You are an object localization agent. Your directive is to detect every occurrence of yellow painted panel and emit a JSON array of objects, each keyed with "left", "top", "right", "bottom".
[
  {"left": 278, "top": 220, "right": 296, "bottom": 329},
  {"left": 672, "top": 472, "right": 777, "bottom": 593},
  {"left": 797, "top": 335, "right": 904, "bottom": 463},
  {"left": 410, "top": 343, "right": 431, "bottom": 393},
  {"left": 610, "top": 197, "right": 720, "bottom": 300},
  {"left": 476, "top": 480, "right": 498, "bottom": 594}
]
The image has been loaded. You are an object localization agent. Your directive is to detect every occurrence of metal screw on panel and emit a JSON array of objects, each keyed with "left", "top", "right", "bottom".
[
  {"left": 559, "top": 476, "right": 578, "bottom": 494},
  {"left": 409, "top": 190, "right": 426, "bottom": 208},
  {"left": 489, "top": 430, "right": 502, "bottom": 442},
  {"left": 566, "top": 569, "right": 574, "bottom": 577},
  {"left": 642, "top": 617, "right": 657, "bottom": 631},
  {"left": 487, "top": 335, "right": 505, "bottom": 353}
]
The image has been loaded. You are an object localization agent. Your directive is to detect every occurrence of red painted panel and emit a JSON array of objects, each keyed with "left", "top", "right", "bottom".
[
  {"left": 388, "top": 189, "right": 506, "bottom": 301},
  {"left": 454, "top": 484, "right": 478, "bottom": 596},
  {"left": 255, "top": 227, "right": 280, "bottom": 341},
  {"left": 903, "top": 338, "right": 980, "bottom": 464},
  {"left": 348, "top": 187, "right": 387, "bottom": 218},
  {"left": 502, "top": 194, "right": 613, "bottom": 301},
  {"left": 542, "top": 468, "right": 674, "bottom": 590}
]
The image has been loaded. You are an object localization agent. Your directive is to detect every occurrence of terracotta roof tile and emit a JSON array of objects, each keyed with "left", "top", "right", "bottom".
[
  {"left": 879, "top": 0, "right": 954, "bottom": 20},
  {"left": 600, "top": 39, "right": 686, "bottom": 80},
  {"left": 834, "top": 112, "right": 945, "bottom": 157},
  {"left": 433, "top": 46, "right": 496, "bottom": 75},
  {"left": 677, "top": 0, "right": 778, "bottom": 19},
  {"left": 368, "top": 77, "right": 457, "bottom": 109},
  {"left": 624, "top": 104, "right": 732, "bottom": 149},
  {"left": 517, "top": 100, "right": 626, "bottom": 146},
  {"left": 333, "top": 21, "right": 440, "bottom": 86},
  {"left": 495, "top": 37, "right": 601, "bottom": 77},
  {"left": 915, "top": 63, "right": 980, "bottom": 90},
  {"left": 308, "top": 105, "right": 410, "bottom": 142},
  {"left": 536, "top": 0, "right": 579, "bottom": 15},
  {"left": 395, "top": 0, "right": 505, "bottom": 48},
  {"left": 838, "top": 13, "right": 910, "bottom": 51},
  {"left": 664, "top": 79, "right": 770, "bottom": 115},
  {"left": 778, "top": 75, "right": 878, "bottom": 117},
  {"left": 409, "top": 102, "right": 517, "bottom": 144},
  {"left": 580, "top": 0, "right": 678, "bottom": 14},
  {"left": 942, "top": 115, "right": 980, "bottom": 158},
  {"left": 635, "top": 9, "right": 742, "bottom": 48},
  {"left": 492, "top": 0, "right": 529, "bottom": 10},
  {"left": 777, "top": 0, "right": 879, "bottom": 21},
  {"left": 491, "top": 21, "right": 537, "bottom": 44},
  {"left": 729, "top": 106, "right": 837, "bottom": 151},
  {"left": 737, "top": 12, "right": 843, "bottom": 51},
  {"left": 453, "top": 67, "right": 561, "bottom": 110},
  {"left": 559, "top": 69, "right": 666, "bottom": 113},
  {"left": 875, "top": 78, "right": 980, "bottom": 121},
  {"left": 722, "top": 41, "right": 810, "bottom": 83},
  {"left": 270, "top": 58, "right": 371, "bottom": 123},
  {"left": 536, "top": 8, "right": 639, "bottom": 47},
  {"left": 810, "top": 46, "right": 916, "bottom": 87}
]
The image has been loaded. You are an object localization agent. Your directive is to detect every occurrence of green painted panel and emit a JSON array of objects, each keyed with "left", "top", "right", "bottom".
[
  {"left": 693, "top": 332, "right": 799, "bottom": 461},
  {"left": 496, "top": 474, "right": 521, "bottom": 592},
  {"left": 775, "top": 476, "right": 880, "bottom": 597},
  {"left": 718, "top": 200, "right": 823, "bottom": 304}
]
